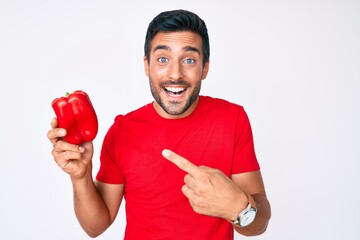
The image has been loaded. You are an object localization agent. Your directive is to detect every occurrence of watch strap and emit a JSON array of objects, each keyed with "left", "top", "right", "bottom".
[
  {"left": 231, "top": 192, "right": 257, "bottom": 226},
  {"left": 245, "top": 192, "right": 257, "bottom": 210}
]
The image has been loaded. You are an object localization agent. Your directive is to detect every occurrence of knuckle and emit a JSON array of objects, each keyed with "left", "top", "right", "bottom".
[
  {"left": 198, "top": 173, "right": 211, "bottom": 184},
  {"left": 192, "top": 198, "right": 201, "bottom": 206},
  {"left": 55, "top": 140, "right": 62, "bottom": 148},
  {"left": 56, "top": 140, "right": 69, "bottom": 150},
  {"left": 47, "top": 129, "right": 56, "bottom": 140},
  {"left": 191, "top": 197, "right": 205, "bottom": 211},
  {"left": 184, "top": 174, "right": 192, "bottom": 183},
  {"left": 51, "top": 149, "right": 58, "bottom": 158},
  {"left": 195, "top": 187, "right": 206, "bottom": 196},
  {"left": 46, "top": 130, "right": 51, "bottom": 139},
  {"left": 192, "top": 206, "right": 201, "bottom": 214}
]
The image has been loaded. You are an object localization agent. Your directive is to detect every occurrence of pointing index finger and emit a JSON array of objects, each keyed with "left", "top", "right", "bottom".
[{"left": 162, "top": 149, "right": 199, "bottom": 176}]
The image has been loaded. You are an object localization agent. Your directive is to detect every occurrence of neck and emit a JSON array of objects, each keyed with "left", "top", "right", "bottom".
[{"left": 153, "top": 97, "right": 200, "bottom": 119}]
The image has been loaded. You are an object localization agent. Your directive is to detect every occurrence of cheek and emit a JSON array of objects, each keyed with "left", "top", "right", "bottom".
[
  {"left": 149, "top": 64, "right": 167, "bottom": 78},
  {"left": 184, "top": 67, "right": 203, "bottom": 80}
]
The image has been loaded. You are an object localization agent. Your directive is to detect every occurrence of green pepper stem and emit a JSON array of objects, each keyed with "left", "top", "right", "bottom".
[{"left": 66, "top": 92, "right": 70, "bottom": 97}]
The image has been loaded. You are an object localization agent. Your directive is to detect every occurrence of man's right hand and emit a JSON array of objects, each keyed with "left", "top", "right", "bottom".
[{"left": 47, "top": 118, "right": 94, "bottom": 180}]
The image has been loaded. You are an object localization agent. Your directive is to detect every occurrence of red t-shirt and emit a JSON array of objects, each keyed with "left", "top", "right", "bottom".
[{"left": 96, "top": 96, "right": 260, "bottom": 240}]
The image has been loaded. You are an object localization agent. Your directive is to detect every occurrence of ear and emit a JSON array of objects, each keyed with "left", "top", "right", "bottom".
[
  {"left": 144, "top": 56, "right": 149, "bottom": 77},
  {"left": 201, "top": 60, "right": 210, "bottom": 80}
]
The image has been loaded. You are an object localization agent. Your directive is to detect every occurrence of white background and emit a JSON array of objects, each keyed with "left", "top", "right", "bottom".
[{"left": 1, "top": 0, "right": 359, "bottom": 239}]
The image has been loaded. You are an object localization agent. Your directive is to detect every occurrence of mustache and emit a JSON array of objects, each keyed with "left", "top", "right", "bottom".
[{"left": 160, "top": 80, "right": 191, "bottom": 87}]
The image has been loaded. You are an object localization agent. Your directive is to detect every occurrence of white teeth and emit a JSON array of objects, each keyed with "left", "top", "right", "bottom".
[{"left": 165, "top": 87, "right": 185, "bottom": 93}]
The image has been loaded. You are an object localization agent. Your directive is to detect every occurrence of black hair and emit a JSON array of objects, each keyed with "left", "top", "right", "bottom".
[{"left": 144, "top": 9, "right": 210, "bottom": 65}]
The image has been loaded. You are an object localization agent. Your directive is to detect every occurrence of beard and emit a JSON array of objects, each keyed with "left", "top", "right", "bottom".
[{"left": 149, "top": 77, "right": 202, "bottom": 116}]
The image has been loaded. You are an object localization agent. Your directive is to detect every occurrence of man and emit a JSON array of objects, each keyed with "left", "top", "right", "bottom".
[{"left": 48, "top": 9, "right": 271, "bottom": 239}]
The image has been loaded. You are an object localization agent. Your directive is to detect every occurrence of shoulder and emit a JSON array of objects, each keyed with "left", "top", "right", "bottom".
[
  {"left": 113, "top": 102, "right": 153, "bottom": 123},
  {"left": 200, "top": 96, "right": 245, "bottom": 115}
]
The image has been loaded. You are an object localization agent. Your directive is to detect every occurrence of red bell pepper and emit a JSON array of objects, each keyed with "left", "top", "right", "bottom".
[{"left": 51, "top": 90, "right": 98, "bottom": 145}]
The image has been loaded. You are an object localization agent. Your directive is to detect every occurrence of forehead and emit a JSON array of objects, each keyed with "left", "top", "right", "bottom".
[{"left": 150, "top": 31, "right": 203, "bottom": 52}]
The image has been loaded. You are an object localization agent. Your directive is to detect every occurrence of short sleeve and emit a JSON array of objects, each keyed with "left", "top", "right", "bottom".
[
  {"left": 231, "top": 108, "right": 260, "bottom": 174},
  {"left": 96, "top": 116, "right": 125, "bottom": 184}
]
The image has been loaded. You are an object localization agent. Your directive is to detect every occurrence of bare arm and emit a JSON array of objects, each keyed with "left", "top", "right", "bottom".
[
  {"left": 71, "top": 177, "right": 124, "bottom": 237},
  {"left": 47, "top": 118, "right": 124, "bottom": 237},
  {"left": 162, "top": 149, "right": 271, "bottom": 236},
  {"left": 231, "top": 171, "right": 271, "bottom": 236}
]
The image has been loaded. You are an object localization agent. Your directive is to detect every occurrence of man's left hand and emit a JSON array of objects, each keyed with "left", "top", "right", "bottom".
[{"left": 162, "top": 149, "right": 248, "bottom": 220}]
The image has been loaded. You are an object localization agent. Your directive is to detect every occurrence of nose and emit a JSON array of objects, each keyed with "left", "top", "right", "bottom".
[{"left": 168, "top": 61, "right": 184, "bottom": 81}]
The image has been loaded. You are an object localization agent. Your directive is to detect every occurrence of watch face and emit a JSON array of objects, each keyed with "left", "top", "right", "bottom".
[{"left": 240, "top": 209, "right": 257, "bottom": 227}]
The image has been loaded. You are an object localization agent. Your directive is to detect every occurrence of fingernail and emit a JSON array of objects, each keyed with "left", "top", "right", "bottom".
[
  {"left": 59, "top": 129, "right": 66, "bottom": 135},
  {"left": 162, "top": 149, "right": 171, "bottom": 158},
  {"left": 79, "top": 147, "right": 85, "bottom": 152}
]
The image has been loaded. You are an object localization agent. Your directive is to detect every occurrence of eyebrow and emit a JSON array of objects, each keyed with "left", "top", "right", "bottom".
[
  {"left": 153, "top": 45, "right": 201, "bottom": 55},
  {"left": 184, "top": 46, "right": 201, "bottom": 55}
]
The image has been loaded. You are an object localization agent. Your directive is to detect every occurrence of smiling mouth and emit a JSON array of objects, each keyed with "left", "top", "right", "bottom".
[{"left": 164, "top": 86, "right": 186, "bottom": 97}]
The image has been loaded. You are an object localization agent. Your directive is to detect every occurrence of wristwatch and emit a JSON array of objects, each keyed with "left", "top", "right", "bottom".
[{"left": 232, "top": 192, "right": 257, "bottom": 227}]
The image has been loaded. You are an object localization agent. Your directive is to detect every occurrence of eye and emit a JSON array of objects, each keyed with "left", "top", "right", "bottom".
[
  {"left": 157, "top": 57, "right": 168, "bottom": 63},
  {"left": 183, "top": 58, "right": 195, "bottom": 64}
]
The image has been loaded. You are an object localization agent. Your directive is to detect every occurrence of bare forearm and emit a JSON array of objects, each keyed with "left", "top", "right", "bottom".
[
  {"left": 71, "top": 175, "right": 111, "bottom": 238},
  {"left": 234, "top": 193, "right": 271, "bottom": 236}
]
